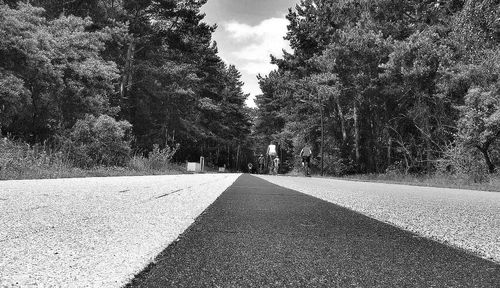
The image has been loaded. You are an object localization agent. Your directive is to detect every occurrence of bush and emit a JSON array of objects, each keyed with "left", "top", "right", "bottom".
[
  {"left": 321, "top": 154, "right": 354, "bottom": 176},
  {"left": 64, "top": 114, "right": 132, "bottom": 168},
  {"left": 436, "top": 142, "right": 490, "bottom": 183},
  {"left": 128, "top": 143, "right": 180, "bottom": 171}
]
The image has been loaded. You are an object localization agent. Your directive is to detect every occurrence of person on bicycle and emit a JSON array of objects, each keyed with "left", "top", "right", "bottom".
[
  {"left": 273, "top": 156, "right": 280, "bottom": 175},
  {"left": 266, "top": 141, "right": 277, "bottom": 171},
  {"left": 300, "top": 143, "right": 312, "bottom": 175}
]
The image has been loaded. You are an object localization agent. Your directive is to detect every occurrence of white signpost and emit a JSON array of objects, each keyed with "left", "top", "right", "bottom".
[{"left": 186, "top": 156, "right": 205, "bottom": 173}]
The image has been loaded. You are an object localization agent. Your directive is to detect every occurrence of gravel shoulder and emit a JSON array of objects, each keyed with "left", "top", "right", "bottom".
[
  {"left": 0, "top": 173, "right": 240, "bottom": 288},
  {"left": 256, "top": 175, "right": 500, "bottom": 263}
]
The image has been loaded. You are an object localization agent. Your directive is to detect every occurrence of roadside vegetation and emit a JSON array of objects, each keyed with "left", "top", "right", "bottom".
[
  {"left": 0, "top": 1, "right": 253, "bottom": 180},
  {"left": 254, "top": 0, "right": 500, "bottom": 188},
  {"left": 342, "top": 173, "right": 500, "bottom": 192},
  {"left": 0, "top": 132, "right": 183, "bottom": 180},
  {"left": 2, "top": 1, "right": 500, "bottom": 187}
]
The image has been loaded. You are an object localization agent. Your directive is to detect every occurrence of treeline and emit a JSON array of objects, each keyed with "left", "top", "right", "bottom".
[
  {"left": 0, "top": 0, "right": 252, "bottom": 169},
  {"left": 255, "top": 0, "right": 500, "bottom": 178}
]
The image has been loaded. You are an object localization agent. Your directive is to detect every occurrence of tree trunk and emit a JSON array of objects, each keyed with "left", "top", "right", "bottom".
[
  {"left": 120, "top": 39, "right": 135, "bottom": 101},
  {"left": 369, "top": 116, "right": 377, "bottom": 172},
  {"left": 164, "top": 127, "right": 168, "bottom": 147},
  {"left": 216, "top": 147, "right": 220, "bottom": 166},
  {"left": 353, "top": 101, "right": 360, "bottom": 167},
  {"left": 426, "top": 138, "right": 432, "bottom": 171},
  {"left": 30, "top": 85, "right": 40, "bottom": 142},
  {"left": 236, "top": 145, "right": 240, "bottom": 171},
  {"left": 387, "top": 137, "right": 392, "bottom": 168},
  {"left": 425, "top": 118, "right": 432, "bottom": 171},
  {"left": 479, "top": 146, "right": 495, "bottom": 173},
  {"left": 335, "top": 94, "right": 347, "bottom": 142}
]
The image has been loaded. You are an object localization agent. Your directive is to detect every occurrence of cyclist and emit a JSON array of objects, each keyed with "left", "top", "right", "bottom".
[
  {"left": 300, "top": 143, "right": 312, "bottom": 176},
  {"left": 266, "top": 141, "right": 277, "bottom": 173},
  {"left": 273, "top": 156, "right": 280, "bottom": 175}
]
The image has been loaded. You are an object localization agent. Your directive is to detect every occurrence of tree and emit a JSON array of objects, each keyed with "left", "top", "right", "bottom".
[
  {"left": 380, "top": 29, "right": 456, "bottom": 171},
  {"left": 316, "top": 24, "right": 391, "bottom": 171},
  {"left": 456, "top": 48, "right": 500, "bottom": 173},
  {"left": 0, "top": 3, "right": 119, "bottom": 141},
  {"left": 458, "top": 85, "right": 500, "bottom": 173},
  {"left": 254, "top": 0, "right": 480, "bottom": 175},
  {"left": 65, "top": 114, "right": 132, "bottom": 167},
  {"left": 0, "top": 70, "right": 29, "bottom": 127},
  {"left": 1, "top": 0, "right": 253, "bottom": 170}
]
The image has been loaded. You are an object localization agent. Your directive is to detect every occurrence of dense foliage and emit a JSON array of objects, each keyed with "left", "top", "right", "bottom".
[
  {"left": 2, "top": 0, "right": 499, "bottom": 178},
  {"left": 0, "top": 0, "right": 251, "bottom": 169},
  {"left": 255, "top": 0, "right": 500, "bottom": 177}
]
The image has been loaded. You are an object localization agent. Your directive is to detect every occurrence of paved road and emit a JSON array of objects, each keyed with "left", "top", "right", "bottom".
[
  {"left": 127, "top": 175, "right": 500, "bottom": 287},
  {"left": 0, "top": 174, "right": 240, "bottom": 287},
  {"left": 257, "top": 175, "right": 500, "bottom": 262}
]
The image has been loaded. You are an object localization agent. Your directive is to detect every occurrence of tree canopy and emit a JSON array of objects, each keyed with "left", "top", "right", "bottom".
[
  {"left": 255, "top": 0, "right": 500, "bottom": 175},
  {"left": 3, "top": 0, "right": 500, "bottom": 175},
  {"left": 1, "top": 0, "right": 252, "bottom": 170}
]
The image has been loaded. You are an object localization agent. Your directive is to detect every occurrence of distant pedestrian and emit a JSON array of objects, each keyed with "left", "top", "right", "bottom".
[
  {"left": 248, "top": 162, "right": 253, "bottom": 173},
  {"left": 258, "top": 154, "right": 265, "bottom": 174}
]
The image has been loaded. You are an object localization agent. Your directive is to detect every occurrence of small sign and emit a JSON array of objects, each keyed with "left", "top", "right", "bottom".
[{"left": 187, "top": 162, "right": 201, "bottom": 172}]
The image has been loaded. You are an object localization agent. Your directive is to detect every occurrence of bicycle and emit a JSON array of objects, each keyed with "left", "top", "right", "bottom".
[
  {"left": 299, "top": 144, "right": 313, "bottom": 177},
  {"left": 267, "top": 154, "right": 277, "bottom": 175},
  {"left": 272, "top": 157, "right": 280, "bottom": 175},
  {"left": 301, "top": 156, "right": 311, "bottom": 177}
]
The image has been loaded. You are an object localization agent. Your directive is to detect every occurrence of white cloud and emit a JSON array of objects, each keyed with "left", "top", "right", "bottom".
[
  {"left": 221, "top": 17, "right": 291, "bottom": 107},
  {"left": 241, "top": 74, "right": 262, "bottom": 108},
  {"left": 241, "top": 62, "right": 276, "bottom": 75},
  {"left": 241, "top": 78, "right": 262, "bottom": 96},
  {"left": 224, "top": 18, "right": 290, "bottom": 74}
]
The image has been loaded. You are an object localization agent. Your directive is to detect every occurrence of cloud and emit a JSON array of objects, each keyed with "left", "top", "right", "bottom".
[
  {"left": 224, "top": 18, "right": 290, "bottom": 75},
  {"left": 242, "top": 81, "right": 261, "bottom": 107},
  {"left": 241, "top": 62, "right": 277, "bottom": 75},
  {"left": 241, "top": 77, "right": 262, "bottom": 96}
]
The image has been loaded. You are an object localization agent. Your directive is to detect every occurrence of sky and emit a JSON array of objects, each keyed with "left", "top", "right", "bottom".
[{"left": 200, "top": 0, "right": 298, "bottom": 107}]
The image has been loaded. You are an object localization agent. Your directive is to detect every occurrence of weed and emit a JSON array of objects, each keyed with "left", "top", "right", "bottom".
[{"left": 0, "top": 135, "right": 182, "bottom": 180}]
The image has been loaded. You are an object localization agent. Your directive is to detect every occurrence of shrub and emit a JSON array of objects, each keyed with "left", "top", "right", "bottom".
[
  {"left": 436, "top": 142, "right": 490, "bottom": 183},
  {"left": 148, "top": 144, "right": 180, "bottom": 170},
  {"left": 321, "top": 154, "right": 354, "bottom": 176},
  {"left": 128, "top": 143, "right": 180, "bottom": 171},
  {"left": 65, "top": 114, "right": 132, "bottom": 168}
]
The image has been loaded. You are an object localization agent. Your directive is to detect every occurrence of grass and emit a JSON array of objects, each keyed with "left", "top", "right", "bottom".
[
  {"left": 0, "top": 136, "right": 185, "bottom": 181},
  {"left": 282, "top": 166, "right": 500, "bottom": 192},
  {"left": 3, "top": 134, "right": 499, "bottom": 191},
  {"left": 339, "top": 172, "right": 500, "bottom": 192}
]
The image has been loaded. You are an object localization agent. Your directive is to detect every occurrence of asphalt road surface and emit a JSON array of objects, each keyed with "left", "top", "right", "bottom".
[
  {"left": 126, "top": 174, "right": 500, "bottom": 287},
  {"left": 0, "top": 174, "right": 240, "bottom": 287}
]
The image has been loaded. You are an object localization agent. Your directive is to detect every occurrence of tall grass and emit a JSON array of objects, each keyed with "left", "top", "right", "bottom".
[
  {"left": 0, "top": 137, "right": 71, "bottom": 180},
  {"left": 0, "top": 136, "right": 182, "bottom": 180},
  {"left": 127, "top": 144, "right": 180, "bottom": 172}
]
